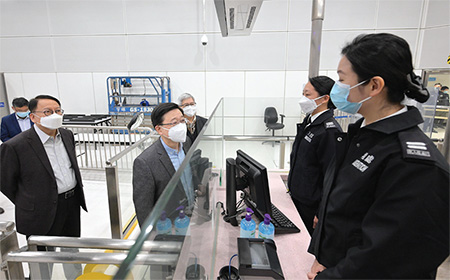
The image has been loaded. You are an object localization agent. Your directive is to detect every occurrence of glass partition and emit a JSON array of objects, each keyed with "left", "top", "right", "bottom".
[
  {"left": 114, "top": 98, "right": 224, "bottom": 279},
  {"left": 105, "top": 134, "right": 158, "bottom": 238},
  {"left": 114, "top": 136, "right": 157, "bottom": 231},
  {"left": 113, "top": 95, "right": 394, "bottom": 279}
]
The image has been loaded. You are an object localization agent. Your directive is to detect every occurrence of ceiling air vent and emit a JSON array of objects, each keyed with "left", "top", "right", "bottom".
[{"left": 214, "top": 0, "right": 264, "bottom": 37}]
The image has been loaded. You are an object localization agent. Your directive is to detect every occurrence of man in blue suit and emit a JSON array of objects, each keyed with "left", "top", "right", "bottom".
[
  {"left": 1, "top": 97, "right": 33, "bottom": 142},
  {"left": 0, "top": 97, "right": 32, "bottom": 214}
]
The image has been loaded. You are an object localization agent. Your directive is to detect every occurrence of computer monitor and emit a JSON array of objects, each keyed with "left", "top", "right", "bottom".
[{"left": 235, "top": 149, "right": 272, "bottom": 219}]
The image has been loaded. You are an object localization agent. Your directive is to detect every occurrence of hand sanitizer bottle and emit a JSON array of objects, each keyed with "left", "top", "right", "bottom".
[
  {"left": 156, "top": 210, "right": 172, "bottom": 235},
  {"left": 258, "top": 214, "right": 275, "bottom": 240},
  {"left": 174, "top": 206, "right": 190, "bottom": 235},
  {"left": 240, "top": 208, "right": 256, "bottom": 238}
]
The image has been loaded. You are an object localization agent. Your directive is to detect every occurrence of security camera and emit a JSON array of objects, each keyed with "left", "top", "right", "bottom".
[{"left": 201, "top": 34, "right": 208, "bottom": 46}]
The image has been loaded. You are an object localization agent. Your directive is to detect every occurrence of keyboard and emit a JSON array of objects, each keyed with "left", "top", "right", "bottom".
[
  {"left": 270, "top": 203, "right": 300, "bottom": 234},
  {"left": 244, "top": 197, "right": 300, "bottom": 234}
]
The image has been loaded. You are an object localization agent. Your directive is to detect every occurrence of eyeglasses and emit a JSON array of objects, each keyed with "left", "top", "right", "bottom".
[
  {"left": 159, "top": 118, "right": 186, "bottom": 127},
  {"left": 33, "top": 109, "right": 64, "bottom": 116},
  {"left": 180, "top": 102, "right": 196, "bottom": 108}
]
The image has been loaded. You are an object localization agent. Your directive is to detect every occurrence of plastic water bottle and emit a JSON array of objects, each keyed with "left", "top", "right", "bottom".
[
  {"left": 156, "top": 211, "right": 172, "bottom": 235},
  {"left": 258, "top": 214, "right": 275, "bottom": 240},
  {"left": 240, "top": 208, "right": 256, "bottom": 238},
  {"left": 174, "top": 206, "right": 190, "bottom": 235}
]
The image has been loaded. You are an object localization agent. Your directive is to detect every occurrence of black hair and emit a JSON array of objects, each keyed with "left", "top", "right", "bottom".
[
  {"left": 12, "top": 97, "right": 29, "bottom": 108},
  {"left": 441, "top": 86, "right": 449, "bottom": 91},
  {"left": 28, "top": 95, "right": 61, "bottom": 113},
  {"left": 309, "top": 76, "right": 336, "bottom": 109},
  {"left": 151, "top": 102, "right": 184, "bottom": 127},
  {"left": 434, "top": 83, "right": 442, "bottom": 87},
  {"left": 341, "top": 33, "right": 429, "bottom": 104}
]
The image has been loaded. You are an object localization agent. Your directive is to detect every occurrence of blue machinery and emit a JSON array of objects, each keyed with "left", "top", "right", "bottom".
[{"left": 107, "top": 76, "right": 171, "bottom": 116}]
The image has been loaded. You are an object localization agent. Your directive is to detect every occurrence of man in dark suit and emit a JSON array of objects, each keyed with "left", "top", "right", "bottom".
[
  {"left": 0, "top": 95, "right": 87, "bottom": 279},
  {"left": 0, "top": 97, "right": 33, "bottom": 215},
  {"left": 1, "top": 97, "right": 33, "bottom": 142},
  {"left": 178, "top": 93, "right": 208, "bottom": 143},
  {"left": 133, "top": 102, "right": 193, "bottom": 227}
]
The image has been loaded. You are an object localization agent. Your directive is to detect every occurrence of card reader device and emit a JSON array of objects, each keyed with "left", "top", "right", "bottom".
[{"left": 237, "top": 238, "right": 284, "bottom": 279}]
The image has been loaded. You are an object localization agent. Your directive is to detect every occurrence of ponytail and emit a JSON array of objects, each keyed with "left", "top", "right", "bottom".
[
  {"left": 342, "top": 33, "right": 430, "bottom": 104},
  {"left": 405, "top": 72, "right": 430, "bottom": 103}
]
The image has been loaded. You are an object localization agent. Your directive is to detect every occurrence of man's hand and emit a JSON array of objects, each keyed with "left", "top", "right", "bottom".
[
  {"left": 307, "top": 259, "right": 326, "bottom": 280},
  {"left": 313, "top": 215, "right": 319, "bottom": 229}
]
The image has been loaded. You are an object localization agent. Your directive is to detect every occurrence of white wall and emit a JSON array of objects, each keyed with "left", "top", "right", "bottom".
[{"left": 1, "top": 0, "right": 449, "bottom": 135}]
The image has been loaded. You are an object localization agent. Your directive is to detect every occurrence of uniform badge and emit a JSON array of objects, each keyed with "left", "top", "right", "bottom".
[
  {"left": 325, "top": 122, "right": 336, "bottom": 129},
  {"left": 352, "top": 152, "right": 375, "bottom": 172},
  {"left": 405, "top": 141, "right": 430, "bottom": 158},
  {"left": 304, "top": 131, "right": 314, "bottom": 142},
  {"left": 352, "top": 159, "right": 368, "bottom": 172}
]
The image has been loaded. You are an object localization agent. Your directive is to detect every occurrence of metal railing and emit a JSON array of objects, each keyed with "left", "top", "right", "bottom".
[
  {"left": 27, "top": 236, "right": 182, "bottom": 253},
  {"left": 63, "top": 125, "right": 154, "bottom": 170},
  {"left": 105, "top": 133, "right": 160, "bottom": 239},
  {"left": 3, "top": 233, "right": 182, "bottom": 280}
]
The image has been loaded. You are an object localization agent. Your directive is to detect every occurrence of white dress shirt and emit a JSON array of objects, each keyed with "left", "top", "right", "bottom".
[
  {"left": 16, "top": 114, "right": 31, "bottom": 132},
  {"left": 34, "top": 125, "right": 77, "bottom": 194}
]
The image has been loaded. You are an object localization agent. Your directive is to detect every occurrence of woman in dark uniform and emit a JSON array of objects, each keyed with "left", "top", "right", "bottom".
[
  {"left": 288, "top": 76, "right": 342, "bottom": 236},
  {"left": 307, "top": 33, "right": 449, "bottom": 279}
]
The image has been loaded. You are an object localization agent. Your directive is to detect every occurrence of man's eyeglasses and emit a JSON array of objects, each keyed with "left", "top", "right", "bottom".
[
  {"left": 159, "top": 118, "right": 186, "bottom": 127},
  {"left": 180, "top": 102, "right": 196, "bottom": 108},
  {"left": 33, "top": 109, "right": 64, "bottom": 116}
]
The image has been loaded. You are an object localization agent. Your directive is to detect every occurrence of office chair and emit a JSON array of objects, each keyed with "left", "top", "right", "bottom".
[{"left": 264, "top": 107, "right": 285, "bottom": 136}]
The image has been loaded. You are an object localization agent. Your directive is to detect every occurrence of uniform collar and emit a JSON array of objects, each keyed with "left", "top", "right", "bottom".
[
  {"left": 351, "top": 106, "right": 423, "bottom": 135},
  {"left": 305, "top": 109, "right": 333, "bottom": 126},
  {"left": 310, "top": 109, "right": 330, "bottom": 123},
  {"left": 361, "top": 106, "right": 407, "bottom": 127}
]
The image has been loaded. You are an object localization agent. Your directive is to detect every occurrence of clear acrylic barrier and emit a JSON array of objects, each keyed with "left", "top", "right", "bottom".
[
  {"left": 114, "top": 99, "right": 224, "bottom": 279},
  {"left": 108, "top": 136, "right": 157, "bottom": 235},
  {"left": 114, "top": 92, "right": 449, "bottom": 279},
  {"left": 112, "top": 96, "right": 368, "bottom": 279}
]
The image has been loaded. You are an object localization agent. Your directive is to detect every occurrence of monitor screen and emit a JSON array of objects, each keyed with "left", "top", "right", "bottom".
[{"left": 235, "top": 149, "right": 272, "bottom": 219}]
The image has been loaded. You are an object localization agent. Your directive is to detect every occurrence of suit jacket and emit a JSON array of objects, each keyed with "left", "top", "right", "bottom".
[
  {"left": 187, "top": 115, "right": 208, "bottom": 144},
  {"left": 133, "top": 137, "right": 192, "bottom": 227},
  {"left": 0, "top": 127, "right": 87, "bottom": 236},
  {"left": 1, "top": 113, "right": 33, "bottom": 142}
]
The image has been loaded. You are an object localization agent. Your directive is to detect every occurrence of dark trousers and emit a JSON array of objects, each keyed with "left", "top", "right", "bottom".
[
  {"left": 27, "top": 190, "right": 82, "bottom": 280},
  {"left": 292, "top": 197, "right": 317, "bottom": 237}
]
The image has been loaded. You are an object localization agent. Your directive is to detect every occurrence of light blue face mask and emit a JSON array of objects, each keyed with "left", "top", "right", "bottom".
[
  {"left": 330, "top": 80, "right": 371, "bottom": 114},
  {"left": 16, "top": 111, "right": 30, "bottom": 118}
]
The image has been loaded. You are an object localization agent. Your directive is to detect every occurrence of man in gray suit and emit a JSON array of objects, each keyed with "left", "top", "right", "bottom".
[{"left": 133, "top": 103, "right": 194, "bottom": 227}]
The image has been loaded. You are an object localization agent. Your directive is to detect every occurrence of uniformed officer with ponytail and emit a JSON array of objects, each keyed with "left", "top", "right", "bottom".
[
  {"left": 307, "top": 33, "right": 449, "bottom": 279},
  {"left": 288, "top": 76, "right": 342, "bottom": 236}
]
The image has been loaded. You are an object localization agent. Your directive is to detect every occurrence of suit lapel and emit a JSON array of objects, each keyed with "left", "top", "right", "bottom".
[
  {"left": 26, "top": 128, "right": 55, "bottom": 180},
  {"left": 60, "top": 129, "right": 76, "bottom": 166},
  {"left": 11, "top": 115, "right": 21, "bottom": 134},
  {"left": 156, "top": 138, "right": 176, "bottom": 176},
  {"left": 156, "top": 138, "right": 191, "bottom": 206}
]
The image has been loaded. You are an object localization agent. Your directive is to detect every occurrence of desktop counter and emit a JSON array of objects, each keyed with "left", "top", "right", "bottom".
[{"left": 213, "top": 171, "right": 314, "bottom": 279}]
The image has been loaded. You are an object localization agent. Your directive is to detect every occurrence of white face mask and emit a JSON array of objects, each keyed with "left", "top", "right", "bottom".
[
  {"left": 161, "top": 123, "right": 187, "bottom": 143},
  {"left": 183, "top": 105, "right": 197, "bottom": 117},
  {"left": 298, "top": 95, "right": 325, "bottom": 115},
  {"left": 35, "top": 113, "right": 63, "bottom": 130}
]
